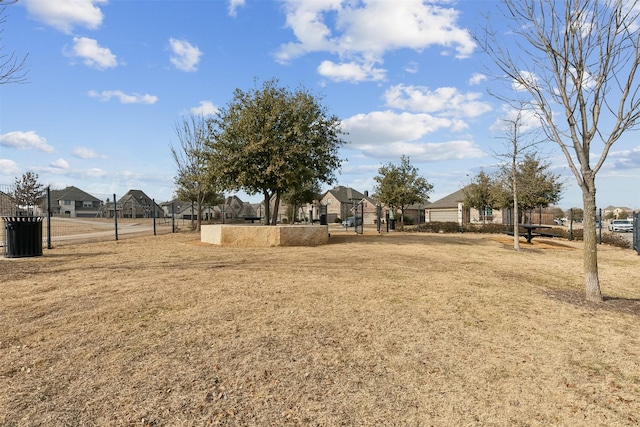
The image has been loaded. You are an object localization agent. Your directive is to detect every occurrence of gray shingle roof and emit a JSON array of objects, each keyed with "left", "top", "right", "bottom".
[
  {"left": 426, "top": 188, "right": 466, "bottom": 209},
  {"left": 324, "top": 185, "right": 377, "bottom": 205},
  {"left": 50, "top": 186, "right": 101, "bottom": 202}
]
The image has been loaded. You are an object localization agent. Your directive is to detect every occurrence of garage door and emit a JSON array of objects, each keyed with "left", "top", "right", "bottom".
[{"left": 429, "top": 210, "right": 457, "bottom": 222}]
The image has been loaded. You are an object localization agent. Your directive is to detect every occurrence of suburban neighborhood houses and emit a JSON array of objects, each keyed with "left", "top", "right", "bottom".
[{"left": 4, "top": 183, "right": 632, "bottom": 228}]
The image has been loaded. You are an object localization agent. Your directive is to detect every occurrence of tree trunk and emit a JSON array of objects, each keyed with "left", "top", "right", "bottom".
[
  {"left": 191, "top": 201, "right": 195, "bottom": 231},
  {"left": 582, "top": 185, "right": 603, "bottom": 302},
  {"left": 512, "top": 163, "right": 520, "bottom": 251},
  {"left": 196, "top": 200, "right": 203, "bottom": 232},
  {"left": 262, "top": 190, "right": 271, "bottom": 226},
  {"left": 271, "top": 192, "right": 281, "bottom": 225}
]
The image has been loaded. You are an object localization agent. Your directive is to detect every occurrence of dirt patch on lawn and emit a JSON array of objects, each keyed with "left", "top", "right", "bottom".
[
  {"left": 546, "top": 289, "right": 640, "bottom": 317},
  {"left": 2, "top": 231, "right": 639, "bottom": 426}
]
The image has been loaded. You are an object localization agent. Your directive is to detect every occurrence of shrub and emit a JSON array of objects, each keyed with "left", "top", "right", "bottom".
[
  {"left": 405, "top": 222, "right": 632, "bottom": 249},
  {"left": 411, "top": 221, "right": 462, "bottom": 233}
]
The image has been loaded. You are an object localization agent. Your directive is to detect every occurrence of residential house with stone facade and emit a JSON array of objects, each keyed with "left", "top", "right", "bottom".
[
  {"left": 319, "top": 185, "right": 379, "bottom": 224},
  {"left": 48, "top": 186, "right": 103, "bottom": 218}
]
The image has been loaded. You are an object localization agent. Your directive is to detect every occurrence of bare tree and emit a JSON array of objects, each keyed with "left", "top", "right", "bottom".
[
  {"left": 170, "top": 114, "right": 222, "bottom": 232},
  {"left": 1, "top": 2, "right": 29, "bottom": 85},
  {"left": 493, "top": 108, "right": 544, "bottom": 251},
  {"left": 476, "top": 0, "right": 640, "bottom": 302}
]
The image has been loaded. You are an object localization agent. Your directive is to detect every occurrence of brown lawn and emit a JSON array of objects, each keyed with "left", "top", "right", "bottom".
[{"left": 1, "top": 230, "right": 639, "bottom": 426}]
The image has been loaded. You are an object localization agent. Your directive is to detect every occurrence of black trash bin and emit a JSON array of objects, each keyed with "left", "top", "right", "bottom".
[
  {"left": 389, "top": 218, "right": 396, "bottom": 230},
  {"left": 2, "top": 216, "right": 43, "bottom": 258},
  {"left": 319, "top": 214, "right": 327, "bottom": 225}
]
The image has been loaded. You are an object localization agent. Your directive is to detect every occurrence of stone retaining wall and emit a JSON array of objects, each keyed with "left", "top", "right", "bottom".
[{"left": 201, "top": 224, "right": 329, "bottom": 247}]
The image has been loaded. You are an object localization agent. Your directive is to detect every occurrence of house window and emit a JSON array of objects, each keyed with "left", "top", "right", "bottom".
[
  {"left": 480, "top": 208, "right": 493, "bottom": 220},
  {"left": 83, "top": 201, "right": 93, "bottom": 208},
  {"left": 64, "top": 200, "right": 71, "bottom": 205}
]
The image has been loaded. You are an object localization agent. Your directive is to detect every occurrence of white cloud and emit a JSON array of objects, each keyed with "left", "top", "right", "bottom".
[
  {"left": 22, "top": 0, "right": 107, "bottom": 34},
  {"left": 610, "top": 146, "right": 640, "bottom": 170},
  {"left": 169, "top": 38, "right": 203, "bottom": 72},
  {"left": 50, "top": 158, "right": 70, "bottom": 169},
  {"left": 0, "top": 159, "right": 20, "bottom": 176},
  {"left": 276, "top": 0, "right": 475, "bottom": 81},
  {"left": 73, "top": 168, "right": 108, "bottom": 178},
  {"left": 342, "top": 110, "right": 457, "bottom": 145},
  {"left": 469, "top": 73, "right": 487, "bottom": 85},
  {"left": 0, "top": 130, "right": 54, "bottom": 153},
  {"left": 317, "top": 60, "right": 386, "bottom": 82},
  {"left": 67, "top": 37, "right": 118, "bottom": 69},
  {"left": 383, "top": 84, "right": 492, "bottom": 118},
  {"left": 190, "top": 101, "right": 219, "bottom": 117},
  {"left": 360, "top": 140, "right": 486, "bottom": 162},
  {"left": 228, "top": 0, "right": 245, "bottom": 17},
  {"left": 88, "top": 90, "right": 158, "bottom": 104},
  {"left": 404, "top": 62, "right": 419, "bottom": 74},
  {"left": 73, "top": 147, "right": 104, "bottom": 159}
]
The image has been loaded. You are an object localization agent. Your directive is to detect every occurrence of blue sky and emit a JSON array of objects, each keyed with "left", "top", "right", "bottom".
[{"left": 1, "top": 0, "right": 639, "bottom": 210}]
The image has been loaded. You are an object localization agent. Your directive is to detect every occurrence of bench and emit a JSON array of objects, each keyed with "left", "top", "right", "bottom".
[
  {"left": 503, "top": 228, "right": 561, "bottom": 243},
  {"left": 243, "top": 216, "right": 262, "bottom": 223}
]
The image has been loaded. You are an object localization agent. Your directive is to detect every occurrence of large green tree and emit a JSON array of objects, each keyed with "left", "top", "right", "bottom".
[
  {"left": 463, "top": 170, "right": 498, "bottom": 224},
  {"left": 477, "top": 0, "right": 640, "bottom": 302},
  {"left": 373, "top": 155, "right": 433, "bottom": 229},
  {"left": 491, "top": 153, "right": 563, "bottom": 213},
  {"left": 209, "top": 78, "right": 345, "bottom": 225},
  {"left": 512, "top": 153, "right": 563, "bottom": 211}
]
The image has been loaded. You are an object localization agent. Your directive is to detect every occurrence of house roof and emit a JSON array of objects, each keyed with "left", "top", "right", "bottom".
[
  {"left": 322, "top": 185, "right": 377, "bottom": 205},
  {"left": 119, "top": 189, "right": 150, "bottom": 202},
  {"left": 405, "top": 201, "right": 430, "bottom": 209},
  {"left": 603, "top": 205, "right": 632, "bottom": 211},
  {"left": 118, "top": 190, "right": 162, "bottom": 210},
  {"left": 50, "top": 186, "right": 101, "bottom": 203},
  {"left": 426, "top": 188, "right": 466, "bottom": 209}
]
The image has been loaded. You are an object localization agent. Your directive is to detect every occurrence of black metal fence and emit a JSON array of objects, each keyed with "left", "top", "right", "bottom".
[
  {"left": 354, "top": 200, "right": 364, "bottom": 235},
  {"left": 634, "top": 212, "right": 640, "bottom": 255},
  {"left": 1, "top": 184, "right": 175, "bottom": 251}
]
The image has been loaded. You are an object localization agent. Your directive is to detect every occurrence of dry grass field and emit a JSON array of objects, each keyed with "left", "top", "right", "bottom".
[{"left": 1, "top": 229, "right": 639, "bottom": 426}]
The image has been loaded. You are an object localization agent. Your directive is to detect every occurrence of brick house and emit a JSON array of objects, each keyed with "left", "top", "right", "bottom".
[
  {"left": 319, "top": 185, "right": 379, "bottom": 224},
  {"left": 116, "top": 190, "right": 163, "bottom": 218}
]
